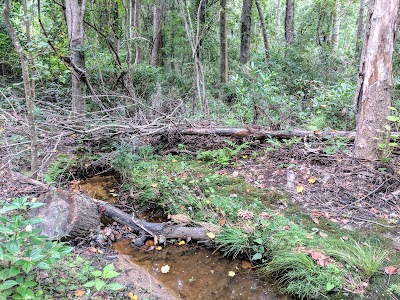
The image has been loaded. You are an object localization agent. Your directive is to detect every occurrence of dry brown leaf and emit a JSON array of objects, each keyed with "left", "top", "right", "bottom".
[
  {"left": 241, "top": 261, "right": 252, "bottom": 270},
  {"left": 384, "top": 266, "right": 398, "bottom": 275},
  {"left": 74, "top": 290, "right": 85, "bottom": 297}
]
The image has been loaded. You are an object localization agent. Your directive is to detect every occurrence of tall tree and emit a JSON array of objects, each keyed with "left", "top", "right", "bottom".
[
  {"left": 276, "top": 0, "right": 281, "bottom": 28},
  {"left": 332, "top": 0, "right": 341, "bottom": 51},
  {"left": 240, "top": 0, "right": 252, "bottom": 64},
  {"left": 285, "top": 0, "right": 294, "bottom": 44},
  {"left": 65, "top": 0, "right": 87, "bottom": 114},
  {"left": 355, "top": 0, "right": 366, "bottom": 58},
  {"left": 255, "top": 0, "right": 270, "bottom": 60},
  {"left": 3, "top": 0, "right": 38, "bottom": 178},
  {"left": 353, "top": 0, "right": 399, "bottom": 160},
  {"left": 132, "top": 0, "right": 143, "bottom": 64},
  {"left": 220, "top": 0, "right": 228, "bottom": 83},
  {"left": 150, "top": 0, "right": 163, "bottom": 66}
]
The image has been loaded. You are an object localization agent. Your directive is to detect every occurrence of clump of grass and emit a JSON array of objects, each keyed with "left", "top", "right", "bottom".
[
  {"left": 261, "top": 251, "right": 344, "bottom": 299},
  {"left": 325, "top": 238, "right": 388, "bottom": 278},
  {"left": 215, "top": 227, "right": 251, "bottom": 259}
]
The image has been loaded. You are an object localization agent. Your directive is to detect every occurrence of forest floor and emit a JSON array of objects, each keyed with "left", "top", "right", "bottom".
[{"left": 2, "top": 132, "right": 400, "bottom": 299}]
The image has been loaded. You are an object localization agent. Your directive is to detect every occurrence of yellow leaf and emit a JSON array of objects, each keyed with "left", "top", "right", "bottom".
[
  {"left": 161, "top": 265, "right": 170, "bottom": 273},
  {"left": 127, "top": 292, "right": 138, "bottom": 300},
  {"left": 178, "top": 241, "right": 185, "bottom": 245},
  {"left": 207, "top": 232, "right": 216, "bottom": 239},
  {"left": 228, "top": 271, "right": 236, "bottom": 277},
  {"left": 151, "top": 183, "right": 158, "bottom": 188},
  {"left": 242, "top": 155, "right": 248, "bottom": 159},
  {"left": 308, "top": 177, "right": 316, "bottom": 184},
  {"left": 172, "top": 159, "right": 178, "bottom": 163},
  {"left": 296, "top": 185, "right": 304, "bottom": 193},
  {"left": 74, "top": 290, "right": 85, "bottom": 297},
  {"left": 156, "top": 246, "right": 163, "bottom": 250}
]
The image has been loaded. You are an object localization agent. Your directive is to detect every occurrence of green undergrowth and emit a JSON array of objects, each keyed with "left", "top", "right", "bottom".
[{"left": 111, "top": 143, "right": 399, "bottom": 300}]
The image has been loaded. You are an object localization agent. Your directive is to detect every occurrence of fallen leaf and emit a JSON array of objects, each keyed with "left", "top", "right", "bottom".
[
  {"left": 228, "top": 271, "right": 236, "bottom": 277},
  {"left": 308, "top": 177, "right": 317, "bottom": 184},
  {"left": 161, "top": 265, "right": 170, "bottom": 274},
  {"left": 231, "top": 171, "right": 239, "bottom": 177},
  {"left": 207, "top": 232, "right": 216, "bottom": 239},
  {"left": 172, "top": 159, "right": 178, "bottom": 163},
  {"left": 128, "top": 292, "right": 138, "bottom": 300},
  {"left": 219, "top": 218, "right": 226, "bottom": 226},
  {"left": 384, "top": 266, "right": 398, "bottom": 275},
  {"left": 341, "top": 236, "right": 348, "bottom": 241},
  {"left": 156, "top": 246, "right": 163, "bottom": 250},
  {"left": 311, "top": 251, "right": 322, "bottom": 260},
  {"left": 178, "top": 241, "right": 185, "bottom": 245},
  {"left": 311, "top": 217, "right": 320, "bottom": 224},
  {"left": 283, "top": 225, "right": 290, "bottom": 231},
  {"left": 319, "top": 232, "right": 328, "bottom": 238},
  {"left": 242, "top": 155, "right": 248, "bottom": 159},
  {"left": 296, "top": 185, "right": 304, "bottom": 193},
  {"left": 241, "top": 261, "right": 252, "bottom": 270},
  {"left": 74, "top": 290, "right": 85, "bottom": 297}
]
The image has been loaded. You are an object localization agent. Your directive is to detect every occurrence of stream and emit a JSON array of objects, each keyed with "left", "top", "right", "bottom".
[{"left": 80, "top": 175, "right": 286, "bottom": 300}]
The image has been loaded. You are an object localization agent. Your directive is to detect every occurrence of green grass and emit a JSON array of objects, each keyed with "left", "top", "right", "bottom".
[{"left": 109, "top": 144, "right": 399, "bottom": 299}]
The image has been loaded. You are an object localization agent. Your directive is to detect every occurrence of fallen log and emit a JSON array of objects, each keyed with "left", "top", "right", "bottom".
[
  {"left": 0, "top": 170, "right": 100, "bottom": 240},
  {"left": 1, "top": 170, "right": 215, "bottom": 245},
  {"left": 154, "top": 126, "right": 400, "bottom": 141},
  {"left": 94, "top": 199, "right": 215, "bottom": 246}
]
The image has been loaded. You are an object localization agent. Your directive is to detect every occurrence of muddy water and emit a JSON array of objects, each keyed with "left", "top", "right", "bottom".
[
  {"left": 80, "top": 176, "right": 285, "bottom": 300},
  {"left": 79, "top": 175, "right": 119, "bottom": 203},
  {"left": 114, "top": 240, "right": 285, "bottom": 300}
]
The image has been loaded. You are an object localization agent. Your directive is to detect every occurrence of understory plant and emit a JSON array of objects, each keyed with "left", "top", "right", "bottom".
[{"left": 0, "top": 197, "right": 73, "bottom": 299}]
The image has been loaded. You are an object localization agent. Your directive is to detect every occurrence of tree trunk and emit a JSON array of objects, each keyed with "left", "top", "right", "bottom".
[
  {"left": 332, "top": 1, "right": 341, "bottom": 51},
  {"left": 220, "top": 0, "right": 228, "bottom": 84},
  {"left": 195, "top": 0, "right": 207, "bottom": 60},
  {"left": 65, "top": 0, "right": 87, "bottom": 114},
  {"left": 240, "top": 0, "right": 252, "bottom": 64},
  {"left": 285, "top": 0, "right": 294, "bottom": 44},
  {"left": 255, "top": 0, "right": 270, "bottom": 60},
  {"left": 276, "top": 0, "right": 281, "bottom": 28},
  {"left": 355, "top": 0, "right": 366, "bottom": 58},
  {"left": 150, "top": 0, "right": 162, "bottom": 66},
  {"left": 353, "top": 0, "right": 399, "bottom": 160},
  {"left": 132, "top": 0, "right": 143, "bottom": 64},
  {"left": 3, "top": 0, "right": 39, "bottom": 178}
]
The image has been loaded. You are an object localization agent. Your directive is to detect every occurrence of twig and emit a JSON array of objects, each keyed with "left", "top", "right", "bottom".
[{"left": 350, "top": 216, "right": 398, "bottom": 228}]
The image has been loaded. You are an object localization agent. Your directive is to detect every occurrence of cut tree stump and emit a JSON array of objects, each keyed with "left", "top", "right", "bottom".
[
  {"left": 0, "top": 170, "right": 100, "bottom": 240},
  {"left": 1, "top": 170, "right": 216, "bottom": 245}
]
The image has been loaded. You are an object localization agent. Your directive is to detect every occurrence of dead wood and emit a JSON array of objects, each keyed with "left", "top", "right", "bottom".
[
  {"left": 1, "top": 170, "right": 100, "bottom": 240},
  {"left": 93, "top": 198, "right": 214, "bottom": 246},
  {"left": 1, "top": 170, "right": 215, "bottom": 245}
]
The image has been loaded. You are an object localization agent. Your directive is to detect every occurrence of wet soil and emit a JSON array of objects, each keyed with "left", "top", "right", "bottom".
[
  {"left": 80, "top": 175, "right": 119, "bottom": 204},
  {"left": 113, "top": 239, "right": 286, "bottom": 300}
]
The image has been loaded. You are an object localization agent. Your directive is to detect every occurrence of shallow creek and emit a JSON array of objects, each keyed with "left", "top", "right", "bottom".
[{"left": 80, "top": 176, "right": 286, "bottom": 300}]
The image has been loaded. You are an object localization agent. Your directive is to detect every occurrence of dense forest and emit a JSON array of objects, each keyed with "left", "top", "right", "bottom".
[{"left": 1, "top": 0, "right": 400, "bottom": 299}]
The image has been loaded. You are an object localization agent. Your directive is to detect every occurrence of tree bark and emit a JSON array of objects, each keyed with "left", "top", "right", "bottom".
[
  {"left": 276, "top": 0, "right": 281, "bottom": 28},
  {"left": 220, "top": 0, "right": 228, "bottom": 84},
  {"left": 133, "top": 0, "right": 143, "bottom": 64},
  {"left": 150, "top": 0, "right": 163, "bottom": 66},
  {"left": 332, "top": 0, "right": 341, "bottom": 51},
  {"left": 240, "top": 0, "right": 252, "bottom": 64},
  {"left": 353, "top": 0, "right": 400, "bottom": 160},
  {"left": 65, "top": 0, "right": 87, "bottom": 114},
  {"left": 255, "top": 0, "right": 270, "bottom": 60},
  {"left": 355, "top": 0, "right": 366, "bottom": 58},
  {"left": 3, "top": 0, "right": 39, "bottom": 178},
  {"left": 285, "top": 0, "right": 294, "bottom": 44}
]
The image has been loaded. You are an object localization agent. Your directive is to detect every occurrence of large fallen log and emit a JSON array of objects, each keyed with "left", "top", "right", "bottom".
[
  {"left": 1, "top": 170, "right": 215, "bottom": 245},
  {"left": 94, "top": 199, "right": 215, "bottom": 246},
  {"left": 0, "top": 170, "right": 100, "bottom": 240},
  {"left": 153, "top": 126, "right": 400, "bottom": 141}
]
